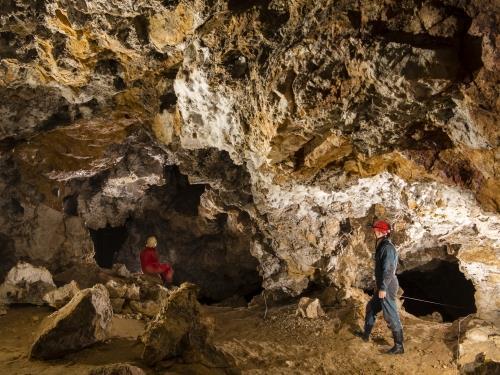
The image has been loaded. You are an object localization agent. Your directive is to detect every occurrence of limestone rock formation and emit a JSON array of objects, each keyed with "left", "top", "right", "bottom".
[
  {"left": 0, "top": 263, "right": 56, "bottom": 305},
  {"left": 43, "top": 280, "right": 80, "bottom": 309},
  {"left": 104, "top": 275, "right": 170, "bottom": 317},
  {"left": 129, "top": 300, "right": 161, "bottom": 318},
  {"left": 296, "top": 297, "right": 325, "bottom": 319},
  {"left": 454, "top": 317, "right": 500, "bottom": 373},
  {"left": 0, "top": 0, "right": 498, "bottom": 326},
  {"left": 141, "top": 282, "right": 232, "bottom": 369},
  {"left": 111, "top": 264, "right": 132, "bottom": 279},
  {"left": 30, "top": 284, "right": 113, "bottom": 359}
]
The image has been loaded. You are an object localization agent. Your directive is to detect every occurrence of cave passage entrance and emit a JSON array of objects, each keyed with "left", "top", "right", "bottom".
[
  {"left": 90, "top": 225, "right": 128, "bottom": 268},
  {"left": 398, "top": 260, "right": 476, "bottom": 322}
]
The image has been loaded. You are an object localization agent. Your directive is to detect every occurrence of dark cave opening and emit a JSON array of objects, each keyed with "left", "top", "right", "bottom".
[
  {"left": 398, "top": 260, "right": 476, "bottom": 322},
  {"left": 89, "top": 225, "right": 128, "bottom": 268},
  {"left": 111, "top": 161, "right": 262, "bottom": 303}
]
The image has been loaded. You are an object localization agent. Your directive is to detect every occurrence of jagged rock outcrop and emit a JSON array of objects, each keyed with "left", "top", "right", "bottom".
[
  {"left": 30, "top": 284, "right": 113, "bottom": 359},
  {"left": 0, "top": 0, "right": 498, "bottom": 324},
  {"left": 453, "top": 316, "right": 500, "bottom": 373},
  {"left": 141, "top": 282, "right": 233, "bottom": 368},
  {"left": 0, "top": 262, "right": 56, "bottom": 305},
  {"left": 43, "top": 280, "right": 80, "bottom": 309},
  {"left": 296, "top": 297, "right": 325, "bottom": 319}
]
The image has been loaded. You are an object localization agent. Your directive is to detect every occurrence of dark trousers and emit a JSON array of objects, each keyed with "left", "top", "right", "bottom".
[{"left": 365, "top": 293, "right": 402, "bottom": 332}]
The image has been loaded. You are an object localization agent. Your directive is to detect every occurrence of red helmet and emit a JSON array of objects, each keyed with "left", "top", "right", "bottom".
[{"left": 371, "top": 220, "right": 391, "bottom": 234}]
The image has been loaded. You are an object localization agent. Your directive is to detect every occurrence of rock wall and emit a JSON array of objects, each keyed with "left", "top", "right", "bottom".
[{"left": 0, "top": 1, "right": 498, "bottom": 321}]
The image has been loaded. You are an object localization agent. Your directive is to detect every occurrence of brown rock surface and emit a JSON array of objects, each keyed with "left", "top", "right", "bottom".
[
  {"left": 141, "top": 282, "right": 233, "bottom": 369},
  {"left": 0, "top": 263, "right": 56, "bottom": 306},
  {"left": 30, "top": 284, "right": 113, "bottom": 359}
]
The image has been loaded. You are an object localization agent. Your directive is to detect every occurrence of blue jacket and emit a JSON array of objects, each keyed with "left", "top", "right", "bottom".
[{"left": 375, "top": 237, "right": 398, "bottom": 291}]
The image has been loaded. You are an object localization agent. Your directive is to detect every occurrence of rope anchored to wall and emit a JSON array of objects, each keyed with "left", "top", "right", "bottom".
[{"left": 401, "top": 295, "right": 470, "bottom": 310}]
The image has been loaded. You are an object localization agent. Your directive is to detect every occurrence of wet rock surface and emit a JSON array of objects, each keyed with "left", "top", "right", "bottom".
[{"left": 30, "top": 284, "right": 113, "bottom": 359}]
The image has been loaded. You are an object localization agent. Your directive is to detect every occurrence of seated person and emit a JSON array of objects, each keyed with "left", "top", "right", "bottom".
[{"left": 140, "top": 236, "right": 174, "bottom": 286}]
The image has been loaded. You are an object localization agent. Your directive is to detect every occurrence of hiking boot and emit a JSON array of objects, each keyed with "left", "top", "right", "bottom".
[
  {"left": 354, "top": 324, "right": 373, "bottom": 342},
  {"left": 387, "top": 329, "right": 404, "bottom": 354}
]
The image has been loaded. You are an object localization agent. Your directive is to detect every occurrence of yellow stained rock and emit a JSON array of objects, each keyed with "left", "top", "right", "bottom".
[
  {"left": 149, "top": 4, "right": 195, "bottom": 51},
  {"left": 459, "top": 246, "right": 500, "bottom": 267},
  {"left": 152, "top": 109, "right": 181, "bottom": 145},
  {"left": 303, "top": 133, "right": 353, "bottom": 169}
]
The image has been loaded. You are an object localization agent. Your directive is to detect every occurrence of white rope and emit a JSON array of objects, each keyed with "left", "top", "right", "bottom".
[{"left": 401, "top": 296, "right": 469, "bottom": 309}]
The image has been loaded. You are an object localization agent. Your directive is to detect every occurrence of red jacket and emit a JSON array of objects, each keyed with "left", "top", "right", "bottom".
[{"left": 140, "top": 247, "right": 170, "bottom": 273}]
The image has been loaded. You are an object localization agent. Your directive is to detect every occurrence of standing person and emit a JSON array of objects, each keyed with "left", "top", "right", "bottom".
[
  {"left": 355, "top": 220, "right": 404, "bottom": 354},
  {"left": 140, "top": 236, "right": 174, "bottom": 286}
]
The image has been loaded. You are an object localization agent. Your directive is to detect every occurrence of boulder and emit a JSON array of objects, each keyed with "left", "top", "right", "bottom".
[
  {"left": 125, "top": 284, "right": 140, "bottom": 301},
  {"left": 106, "top": 280, "right": 128, "bottom": 298},
  {"left": 110, "top": 298, "right": 125, "bottom": 313},
  {"left": 296, "top": 297, "right": 325, "bottom": 319},
  {"left": 451, "top": 317, "right": 500, "bottom": 373},
  {"left": 88, "top": 363, "right": 146, "bottom": 375},
  {"left": 30, "top": 284, "right": 113, "bottom": 359},
  {"left": 129, "top": 300, "right": 161, "bottom": 318},
  {"left": 53, "top": 263, "right": 110, "bottom": 289},
  {"left": 0, "top": 262, "right": 56, "bottom": 305},
  {"left": 111, "top": 264, "right": 132, "bottom": 279},
  {"left": 105, "top": 280, "right": 142, "bottom": 302},
  {"left": 421, "top": 311, "right": 444, "bottom": 323},
  {"left": 43, "top": 281, "right": 80, "bottom": 309},
  {"left": 141, "top": 283, "right": 233, "bottom": 369},
  {"left": 0, "top": 304, "right": 7, "bottom": 316},
  {"left": 460, "top": 353, "right": 500, "bottom": 375}
]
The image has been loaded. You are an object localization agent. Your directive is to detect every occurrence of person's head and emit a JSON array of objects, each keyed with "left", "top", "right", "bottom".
[
  {"left": 146, "top": 236, "right": 157, "bottom": 248},
  {"left": 371, "top": 220, "right": 391, "bottom": 239}
]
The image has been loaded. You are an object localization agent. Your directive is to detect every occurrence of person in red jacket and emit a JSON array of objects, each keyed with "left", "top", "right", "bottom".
[{"left": 140, "top": 236, "right": 174, "bottom": 285}]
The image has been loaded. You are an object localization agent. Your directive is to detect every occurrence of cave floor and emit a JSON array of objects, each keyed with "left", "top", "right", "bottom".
[{"left": 0, "top": 304, "right": 459, "bottom": 374}]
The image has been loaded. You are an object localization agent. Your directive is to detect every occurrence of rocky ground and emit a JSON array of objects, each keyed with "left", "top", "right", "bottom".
[
  {"left": 0, "top": 303, "right": 465, "bottom": 375},
  {"left": 0, "top": 262, "right": 498, "bottom": 374}
]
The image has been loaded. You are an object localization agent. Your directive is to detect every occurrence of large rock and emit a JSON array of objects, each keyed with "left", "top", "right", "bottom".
[
  {"left": 88, "top": 363, "right": 146, "bottom": 375},
  {"left": 105, "top": 280, "right": 129, "bottom": 299},
  {"left": 30, "top": 284, "right": 113, "bottom": 359},
  {"left": 129, "top": 300, "right": 161, "bottom": 318},
  {"left": 296, "top": 297, "right": 325, "bottom": 319},
  {"left": 454, "top": 317, "right": 500, "bottom": 373},
  {"left": 111, "top": 264, "right": 132, "bottom": 279},
  {"left": 43, "top": 280, "right": 80, "bottom": 309},
  {"left": 110, "top": 298, "right": 125, "bottom": 314},
  {"left": 141, "top": 283, "right": 232, "bottom": 369},
  {"left": 0, "top": 263, "right": 56, "bottom": 305}
]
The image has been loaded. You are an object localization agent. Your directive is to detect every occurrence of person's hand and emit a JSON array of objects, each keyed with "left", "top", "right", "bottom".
[{"left": 378, "top": 290, "right": 386, "bottom": 299}]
